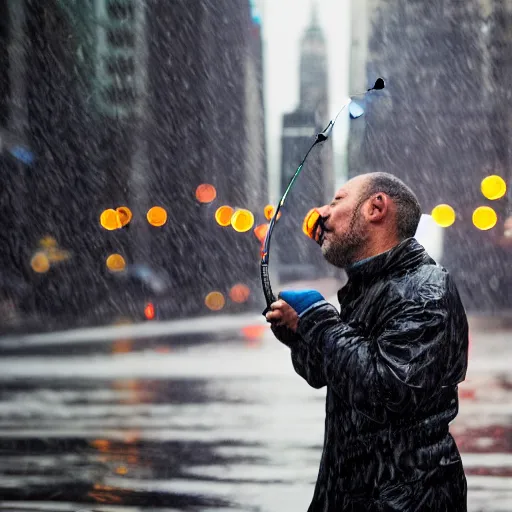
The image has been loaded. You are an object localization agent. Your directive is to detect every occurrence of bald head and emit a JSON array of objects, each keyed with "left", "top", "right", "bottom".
[{"left": 316, "top": 172, "right": 422, "bottom": 268}]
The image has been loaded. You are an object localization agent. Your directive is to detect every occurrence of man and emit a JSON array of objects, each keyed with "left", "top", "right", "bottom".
[{"left": 266, "top": 172, "right": 468, "bottom": 511}]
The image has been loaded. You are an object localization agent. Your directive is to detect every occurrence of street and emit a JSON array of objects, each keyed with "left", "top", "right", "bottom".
[{"left": 0, "top": 312, "right": 510, "bottom": 512}]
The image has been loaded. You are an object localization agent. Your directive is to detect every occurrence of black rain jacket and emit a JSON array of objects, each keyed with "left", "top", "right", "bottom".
[{"left": 272, "top": 238, "right": 469, "bottom": 511}]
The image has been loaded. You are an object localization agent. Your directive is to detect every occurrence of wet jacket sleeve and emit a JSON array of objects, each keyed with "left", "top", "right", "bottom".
[
  {"left": 271, "top": 325, "right": 327, "bottom": 389},
  {"left": 296, "top": 299, "right": 449, "bottom": 421}
]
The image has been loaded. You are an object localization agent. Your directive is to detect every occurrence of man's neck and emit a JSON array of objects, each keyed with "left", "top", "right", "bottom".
[{"left": 353, "top": 237, "right": 401, "bottom": 265}]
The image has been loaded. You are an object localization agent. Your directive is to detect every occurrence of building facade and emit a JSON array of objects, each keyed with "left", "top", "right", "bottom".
[
  {"left": 277, "top": 2, "right": 334, "bottom": 282},
  {"left": 0, "top": 0, "right": 268, "bottom": 328}
]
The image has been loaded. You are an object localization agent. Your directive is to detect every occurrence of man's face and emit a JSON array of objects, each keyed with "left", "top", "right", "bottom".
[{"left": 316, "top": 176, "right": 369, "bottom": 268}]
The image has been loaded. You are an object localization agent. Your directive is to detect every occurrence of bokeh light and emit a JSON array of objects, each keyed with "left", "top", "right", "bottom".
[
  {"left": 195, "top": 184, "right": 217, "bottom": 203},
  {"left": 229, "top": 283, "right": 251, "bottom": 303},
  {"left": 264, "top": 204, "right": 281, "bottom": 221},
  {"left": 144, "top": 303, "right": 155, "bottom": 320},
  {"left": 303, "top": 208, "right": 321, "bottom": 238},
  {"left": 100, "top": 209, "right": 122, "bottom": 230},
  {"left": 147, "top": 206, "right": 167, "bottom": 227},
  {"left": 39, "top": 236, "right": 57, "bottom": 248},
  {"left": 231, "top": 209, "right": 255, "bottom": 232},
  {"left": 205, "top": 291, "right": 225, "bottom": 311},
  {"left": 31, "top": 251, "right": 50, "bottom": 273},
  {"left": 472, "top": 206, "right": 498, "bottom": 230},
  {"left": 431, "top": 204, "right": 456, "bottom": 228},
  {"left": 106, "top": 254, "right": 126, "bottom": 272},
  {"left": 215, "top": 205, "right": 234, "bottom": 226},
  {"left": 116, "top": 206, "right": 133, "bottom": 227},
  {"left": 253, "top": 223, "right": 269, "bottom": 242},
  {"left": 481, "top": 175, "right": 507, "bottom": 200}
]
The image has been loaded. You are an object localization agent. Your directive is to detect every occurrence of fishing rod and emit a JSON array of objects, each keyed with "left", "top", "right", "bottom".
[{"left": 260, "top": 78, "right": 385, "bottom": 315}]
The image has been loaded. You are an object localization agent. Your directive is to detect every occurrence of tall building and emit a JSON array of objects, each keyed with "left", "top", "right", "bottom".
[
  {"left": 137, "top": 0, "right": 268, "bottom": 315},
  {"left": 0, "top": 0, "right": 268, "bottom": 327},
  {"left": 277, "top": 2, "right": 333, "bottom": 282},
  {"left": 347, "top": 0, "right": 512, "bottom": 312}
]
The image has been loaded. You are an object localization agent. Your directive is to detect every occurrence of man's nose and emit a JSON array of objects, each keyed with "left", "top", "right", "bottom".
[{"left": 316, "top": 204, "right": 329, "bottom": 218}]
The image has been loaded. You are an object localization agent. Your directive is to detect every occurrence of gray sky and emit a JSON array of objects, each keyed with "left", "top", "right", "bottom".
[{"left": 259, "top": 0, "right": 351, "bottom": 203}]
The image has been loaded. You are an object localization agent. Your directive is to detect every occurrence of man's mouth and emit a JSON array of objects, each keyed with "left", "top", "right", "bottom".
[{"left": 314, "top": 220, "right": 330, "bottom": 246}]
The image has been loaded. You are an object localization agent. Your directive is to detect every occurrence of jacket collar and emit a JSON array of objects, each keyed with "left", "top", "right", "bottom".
[{"left": 344, "top": 238, "right": 432, "bottom": 281}]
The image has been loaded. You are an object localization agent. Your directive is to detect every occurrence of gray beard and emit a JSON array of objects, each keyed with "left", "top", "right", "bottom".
[
  {"left": 321, "top": 232, "right": 365, "bottom": 268},
  {"left": 321, "top": 208, "right": 367, "bottom": 268}
]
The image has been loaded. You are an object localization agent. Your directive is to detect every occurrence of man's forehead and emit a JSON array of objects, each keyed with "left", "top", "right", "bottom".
[{"left": 334, "top": 175, "right": 369, "bottom": 197}]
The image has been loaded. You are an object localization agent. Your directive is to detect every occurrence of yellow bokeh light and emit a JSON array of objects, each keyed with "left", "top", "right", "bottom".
[
  {"left": 205, "top": 291, "right": 225, "bottom": 311},
  {"left": 431, "top": 204, "right": 456, "bottom": 228},
  {"left": 106, "top": 254, "right": 126, "bottom": 272},
  {"left": 481, "top": 175, "right": 507, "bottom": 200},
  {"left": 215, "top": 205, "right": 234, "bottom": 226},
  {"left": 100, "top": 209, "right": 122, "bottom": 230},
  {"left": 231, "top": 209, "right": 255, "bottom": 233},
  {"left": 116, "top": 206, "right": 133, "bottom": 227},
  {"left": 472, "top": 206, "right": 498, "bottom": 230},
  {"left": 195, "top": 184, "right": 217, "bottom": 203},
  {"left": 31, "top": 251, "right": 50, "bottom": 273},
  {"left": 303, "top": 208, "right": 321, "bottom": 238},
  {"left": 39, "top": 236, "right": 57, "bottom": 248},
  {"left": 147, "top": 206, "right": 167, "bottom": 227}
]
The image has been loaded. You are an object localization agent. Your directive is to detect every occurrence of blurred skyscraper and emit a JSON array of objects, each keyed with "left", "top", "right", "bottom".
[
  {"left": 0, "top": 0, "right": 268, "bottom": 327},
  {"left": 347, "top": 0, "right": 512, "bottom": 313},
  {"left": 277, "top": 1, "right": 334, "bottom": 282}
]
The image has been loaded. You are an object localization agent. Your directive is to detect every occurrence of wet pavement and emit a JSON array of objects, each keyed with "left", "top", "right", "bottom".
[{"left": 0, "top": 314, "right": 510, "bottom": 511}]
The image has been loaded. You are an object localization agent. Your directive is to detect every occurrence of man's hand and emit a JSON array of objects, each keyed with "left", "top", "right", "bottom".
[
  {"left": 265, "top": 289, "right": 325, "bottom": 333},
  {"left": 265, "top": 299, "right": 299, "bottom": 332}
]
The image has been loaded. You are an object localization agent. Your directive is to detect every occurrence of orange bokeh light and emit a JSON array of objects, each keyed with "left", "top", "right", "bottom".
[
  {"left": 264, "top": 204, "right": 281, "bottom": 221},
  {"left": 242, "top": 324, "right": 268, "bottom": 341},
  {"left": 106, "top": 254, "right": 126, "bottom": 272},
  {"left": 215, "top": 205, "right": 234, "bottom": 226},
  {"left": 147, "top": 206, "right": 167, "bottom": 227},
  {"left": 116, "top": 206, "right": 133, "bottom": 227},
  {"left": 253, "top": 223, "right": 269, "bottom": 243},
  {"left": 144, "top": 303, "right": 155, "bottom": 320},
  {"left": 31, "top": 251, "right": 50, "bottom": 273},
  {"left": 205, "top": 291, "right": 225, "bottom": 311},
  {"left": 229, "top": 283, "right": 251, "bottom": 303},
  {"left": 100, "top": 209, "right": 122, "bottom": 230},
  {"left": 195, "top": 184, "right": 217, "bottom": 203}
]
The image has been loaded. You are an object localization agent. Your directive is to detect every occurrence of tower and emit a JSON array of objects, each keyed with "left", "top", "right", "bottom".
[{"left": 277, "top": 2, "right": 333, "bottom": 282}]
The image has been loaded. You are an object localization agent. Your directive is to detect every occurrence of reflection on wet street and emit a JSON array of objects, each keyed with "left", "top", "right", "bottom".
[{"left": 0, "top": 319, "right": 510, "bottom": 511}]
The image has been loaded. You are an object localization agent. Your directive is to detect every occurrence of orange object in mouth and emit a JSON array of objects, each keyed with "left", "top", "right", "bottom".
[{"left": 303, "top": 208, "right": 322, "bottom": 243}]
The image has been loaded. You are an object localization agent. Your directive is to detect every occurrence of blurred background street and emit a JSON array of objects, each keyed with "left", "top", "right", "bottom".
[{"left": 0, "top": 281, "right": 511, "bottom": 511}]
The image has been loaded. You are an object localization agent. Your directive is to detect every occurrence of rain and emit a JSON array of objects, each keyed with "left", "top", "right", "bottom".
[{"left": 0, "top": 0, "right": 511, "bottom": 511}]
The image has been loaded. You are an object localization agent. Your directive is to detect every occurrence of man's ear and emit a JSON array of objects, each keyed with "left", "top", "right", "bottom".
[{"left": 367, "top": 193, "right": 389, "bottom": 222}]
